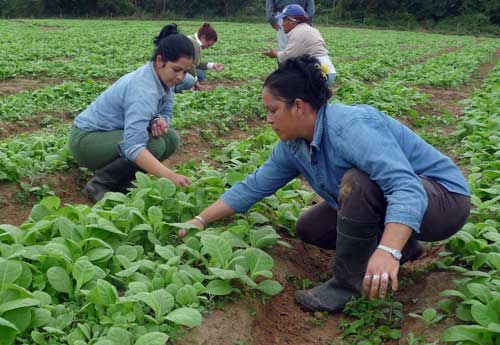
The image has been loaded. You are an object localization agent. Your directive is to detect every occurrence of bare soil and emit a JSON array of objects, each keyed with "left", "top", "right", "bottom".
[
  {"left": 0, "top": 111, "right": 73, "bottom": 141},
  {"left": 177, "top": 239, "right": 457, "bottom": 345},
  {"left": 0, "top": 78, "right": 65, "bottom": 96}
]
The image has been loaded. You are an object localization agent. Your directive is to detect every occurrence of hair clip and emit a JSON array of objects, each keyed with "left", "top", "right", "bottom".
[{"left": 315, "top": 63, "right": 329, "bottom": 81}]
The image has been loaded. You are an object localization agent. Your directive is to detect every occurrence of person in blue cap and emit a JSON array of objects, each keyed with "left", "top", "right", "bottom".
[
  {"left": 179, "top": 55, "right": 470, "bottom": 313},
  {"left": 266, "top": 0, "right": 315, "bottom": 51},
  {"left": 263, "top": 4, "right": 336, "bottom": 86}
]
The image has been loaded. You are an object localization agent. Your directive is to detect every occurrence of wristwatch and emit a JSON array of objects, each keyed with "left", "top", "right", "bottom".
[{"left": 377, "top": 244, "right": 402, "bottom": 261}]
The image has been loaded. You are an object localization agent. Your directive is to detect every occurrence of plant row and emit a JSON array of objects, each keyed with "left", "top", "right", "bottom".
[
  {"left": 0, "top": 126, "right": 314, "bottom": 345},
  {"left": 435, "top": 63, "right": 500, "bottom": 344},
  {"left": 388, "top": 40, "right": 500, "bottom": 88}
]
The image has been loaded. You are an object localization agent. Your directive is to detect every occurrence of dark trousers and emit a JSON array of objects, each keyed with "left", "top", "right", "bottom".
[{"left": 296, "top": 169, "right": 471, "bottom": 250}]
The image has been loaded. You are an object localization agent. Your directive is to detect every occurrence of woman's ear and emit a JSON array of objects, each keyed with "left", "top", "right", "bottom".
[
  {"left": 293, "top": 98, "right": 304, "bottom": 114},
  {"left": 155, "top": 55, "right": 165, "bottom": 69}
]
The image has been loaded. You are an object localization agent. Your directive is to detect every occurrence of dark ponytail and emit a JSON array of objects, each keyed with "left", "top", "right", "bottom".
[
  {"left": 263, "top": 55, "right": 332, "bottom": 111},
  {"left": 151, "top": 23, "right": 194, "bottom": 63},
  {"left": 198, "top": 23, "right": 218, "bottom": 42}
]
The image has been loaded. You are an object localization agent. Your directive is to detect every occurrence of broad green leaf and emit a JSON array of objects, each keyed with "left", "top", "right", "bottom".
[
  {"left": 201, "top": 236, "right": 233, "bottom": 266},
  {"left": 40, "top": 196, "right": 60, "bottom": 210},
  {"left": 86, "top": 247, "right": 114, "bottom": 262},
  {"left": 442, "top": 325, "right": 491, "bottom": 343},
  {"left": 0, "top": 259, "right": 23, "bottom": 287},
  {"left": 47, "top": 267, "right": 72, "bottom": 294},
  {"left": 0, "top": 225, "right": 23, "bottom": 244},
  {"left": 155, "top": 245, "right": 176, "bottom": 261},
  {"left": 115, "top": 245, "right": 138, "bottom": 262},
  {"left": 467, "top": 283, "right": 493, "bottom": 304},
  {"left": 55, "top": 311, "right": 74, "bottom": 329},
  {"left": 256, "top": 280, "right": 283, "bottom": 296},
  {"left": 242, "top": 248, "right": 274, "bottom": 279},
  {"left": 3, "top": 307, "right": 31, "bottom": 333},
  {"left": 205, "top": 280, "right": 232, "bottom": 296},
  {"left": 0, "top": 298, "right": 40, "bottom": 314},
  {"left": 72, "top": 259, "right": 96, "bottom": 291},
  {"left": 15, "top": 262, "right": 33, "bottom": 289},
  {"left": 148, "top": 206, "right": 163, "bottom": 224},
  {"left": 106, "top": 327, "right": 132, "bottom": 345},
  {"left": 0, "top": 317, "right": 18, "bottom": 345},
  {"left": 151, "top": 289, "right": 175, "bottom": 317},
  {"left": 31, "top": 308, "right": 51, "bottom": 328},
  {"left": 208, "top": 268, "right": 239, "bottom": 280},
  {"left": 135, "top": 332, "right": 169, "bottom": 345},
  {"left": 157, "top": 178, "right": 176, "bottom": 197},
  {"left": 88, "top": 279, "right": 118, "bottom": 306},
  {"left": 175, "top": 285, "right": 198, "bottom": 305},
  {"left": 166, "top": 307, "right": 202, "bottom": 328},
  {"left": 248, "top": 212, "right": 269, "bottom": 225}
]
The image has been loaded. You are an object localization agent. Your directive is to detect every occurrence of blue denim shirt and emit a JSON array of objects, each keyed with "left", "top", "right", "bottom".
[
  {"left": 221, "top": 103, "right": 470, "bottom": 233},
  {"left": 74, "top": 62, "right": 174, "bottom": 162}
]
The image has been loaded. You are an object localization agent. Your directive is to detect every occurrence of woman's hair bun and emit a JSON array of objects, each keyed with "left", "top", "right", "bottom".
[{"left": 153, "top": 23, "right": 179, "bottom": 47}]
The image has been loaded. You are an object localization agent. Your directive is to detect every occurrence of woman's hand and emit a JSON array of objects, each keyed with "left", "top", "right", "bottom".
[
  {"left": 151, "top": 117, "right": 168, "bottom": 137},
  {"left": 169, "top": 173, "right": 192, "bottom": 187},
  {"left": 363, "top": 249, "right": 400, "bottom": 299},
  {"left": 213, "top": 63, "right": 224, "bottom": 72},
  {"left": 178, "top": 218, "right": 204, "bottom": 238},
  {"left": 262, "top": 48, "right": 278, "bottom": 59},
  {"left": 194, "top": 81, "right": 202, "bottom": 91}
]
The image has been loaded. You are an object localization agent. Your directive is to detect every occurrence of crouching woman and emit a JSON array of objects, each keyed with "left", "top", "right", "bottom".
[
  {"left": 69, "top": 24, "right": 194, "bottom": 202},
  {"left": 180, "top": 55, "right": 470, "bottom": 312}
]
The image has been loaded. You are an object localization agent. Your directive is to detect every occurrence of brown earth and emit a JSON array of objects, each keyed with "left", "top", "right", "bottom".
[
  {"left": 177, "top": 239, "right": 457, "bottom": 345},
  {"left": 0, "top": 111, "right": 73, "bottom": 141},
  {"left": 0, "top": 78, "right": 65, "bottom": 96}
]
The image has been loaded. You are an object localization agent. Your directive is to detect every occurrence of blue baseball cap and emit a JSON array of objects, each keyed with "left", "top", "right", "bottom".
[{"left": 275, "top": 4, "right": 308, "bottom": 20}]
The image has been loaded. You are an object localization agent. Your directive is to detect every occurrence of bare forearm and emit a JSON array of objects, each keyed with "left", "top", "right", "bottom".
[
  {"left": 135, "top": 149, "right": 173, "bottom": 179},
  {"left": 379, "top": 223, "right": 413, "bottom": 250},
  {"left": 198, "top": 199, "right": 235, "bottom": 225}
]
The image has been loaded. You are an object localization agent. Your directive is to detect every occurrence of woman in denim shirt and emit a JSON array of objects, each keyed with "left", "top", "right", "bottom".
[
  {"left": 70, "top": 24, "right": 194, "bottom": 202},
  {"left": 180, "top": 55, "right": 470, "bottom": 313}
]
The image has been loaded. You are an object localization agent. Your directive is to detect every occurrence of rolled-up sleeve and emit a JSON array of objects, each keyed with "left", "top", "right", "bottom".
[
  {"left": 119, "top": 86, "right": 157, "bottom": 162},
  {"left": 335, "top": 116, "right": 428, "bottom": 232},
  {"left": 159, "top": 90, "right": 174, "bottom": 126},
  {"left": 221, "top": 142, "right": 301, "bottom": 213}
]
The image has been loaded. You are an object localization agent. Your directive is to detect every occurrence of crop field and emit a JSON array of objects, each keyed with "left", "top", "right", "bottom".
[{"left": 0, "top": 18, "right": 499, "bottom": 345}]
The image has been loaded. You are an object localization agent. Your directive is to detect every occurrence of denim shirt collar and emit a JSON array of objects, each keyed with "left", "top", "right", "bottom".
[
  {"left": 286, "top": 104, "right": 326, "bottom": 155},
  {"left": 147, "top": 61, "right": 172, "bottom": 96}
]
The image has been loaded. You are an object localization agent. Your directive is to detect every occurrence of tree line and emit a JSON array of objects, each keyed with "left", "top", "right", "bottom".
[{"left": 0, "top": 0, "right": 498, "bottom": 27}]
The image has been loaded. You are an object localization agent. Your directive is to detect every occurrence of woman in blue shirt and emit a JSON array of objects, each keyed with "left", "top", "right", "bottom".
[
  {"left": 69, "top": 24, "right": 194, "bottom": 202},
  {"left": 180, "top": 55, "right": 471, "bottom": 313}
]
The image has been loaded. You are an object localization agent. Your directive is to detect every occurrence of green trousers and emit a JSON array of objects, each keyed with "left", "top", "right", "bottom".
[{"left": 69, "top": 126, "right": 180, "bottom": 170}]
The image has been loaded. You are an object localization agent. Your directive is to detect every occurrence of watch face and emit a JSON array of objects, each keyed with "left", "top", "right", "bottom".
[{"left": 394, "top": 251, "right": 402, "bottom": 260}]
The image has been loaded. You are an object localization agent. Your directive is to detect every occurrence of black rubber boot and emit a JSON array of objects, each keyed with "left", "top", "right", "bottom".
[
  {"left": 295, "top": 215, "right": 379, "bottom": 313},
  {"left": 83, "top": 157, "right": 139, "bottom": 202}
]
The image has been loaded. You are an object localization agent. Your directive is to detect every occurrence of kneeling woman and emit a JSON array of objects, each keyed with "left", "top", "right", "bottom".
[
  {"left": 181, "top": 56, "right": 470, "bottom": 312},
  {"left": 69, "top": 24, "right": 194, "bottom": 202}
]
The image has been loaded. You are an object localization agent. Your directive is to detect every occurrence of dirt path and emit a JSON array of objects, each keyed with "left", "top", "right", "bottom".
[{"left": 0, "top": 78, "right": 65, "bottom": 96}]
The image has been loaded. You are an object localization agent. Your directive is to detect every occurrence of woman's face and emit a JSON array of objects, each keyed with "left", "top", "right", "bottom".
[
  {"left": 262, "top": 86, "right": 299, "bottom": 141},
  {"left": 155, "top": 56, "right": 193, "bottom": 87},
  {"left": 200, "top": 36, "right": 216, "bottom": 49},
  {"left": 282, "top": 17, "right": 297, "bottom": 34}
]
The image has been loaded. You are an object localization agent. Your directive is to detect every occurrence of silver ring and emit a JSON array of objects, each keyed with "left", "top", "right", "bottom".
[
  {"left": 364, "top": 274, "right": 371, "bottom": 280},
  {"left": 372, "top": 274, "right": 380, "bottom": 280},
  {"left": 382, "top": 273, "right": 389, "bottom": 280}
]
